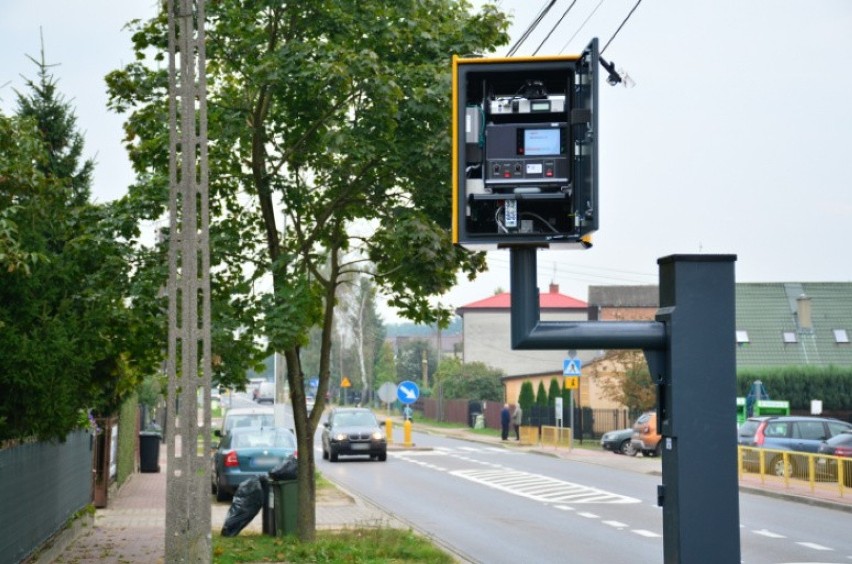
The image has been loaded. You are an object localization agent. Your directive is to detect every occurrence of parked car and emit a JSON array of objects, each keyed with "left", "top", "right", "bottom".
[
  {"left": 816, "top": 430, "right": 852, "bottom": 486},
  {"left": 600, "top": 428, "right": 638, "bottom": 456},
  {"left": 630, "top": 411, "right": 662, "bottom": 457},
  {"left": 256, "top": 381, "right": 275, "bottom": 404},
  {"left": 211, "top": 426, "right": 297, "bottom": 501},
  {"left": 737, "top": 416, "right": 852, "bottom": 477},
  {"left": 215, "top": 406, "right": 275, "bottom": 438},
  {"left": 321, "top": 407, "right": 387, "bottom": 462}
]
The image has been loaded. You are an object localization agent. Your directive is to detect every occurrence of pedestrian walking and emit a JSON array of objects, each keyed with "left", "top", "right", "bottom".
[
  {"left": 403, "top": 404, "right": 413, "bottom": 421},
  {"left": 500, "top": 403, "right": 511, "bottom": 440},
  {"left": 512, "top": 403, "right": 523, "bottom": 440}
]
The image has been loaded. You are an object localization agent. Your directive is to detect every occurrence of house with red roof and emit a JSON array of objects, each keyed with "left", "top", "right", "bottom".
[{"left": 456, "top": 283, "right": 597, "bottom": 402}]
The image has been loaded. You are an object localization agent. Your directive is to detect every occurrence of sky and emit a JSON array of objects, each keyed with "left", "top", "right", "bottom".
[{"left": 2, "top": 1, "right": 851, "bottom": 324}]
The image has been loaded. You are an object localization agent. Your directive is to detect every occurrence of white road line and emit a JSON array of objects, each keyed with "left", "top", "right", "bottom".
[
  {"left": 603, "top": 520, "right": 629, "bottom": 529},
  {"left": 554, "top": 505, "right": 575, "bottom": 511},
  {"left": 796, "top": 541, "right": 833, "bottom": 551},
  {"left": 451, "top": 468, "right": 640, "bottom": 505},
  {"left": 753, "top": 529, "right": 785, "bottom": 539},
  {"left": 578, "top": 512, "right": 599, "bottom": 519},
  {"left": 633, "top": 529, "right": 662, "bottom": 538}
]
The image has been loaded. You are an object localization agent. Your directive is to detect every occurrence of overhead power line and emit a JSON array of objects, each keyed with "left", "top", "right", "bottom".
[
  {"left": 506, "top": 0, "right": 558, "bottom": 57},
  {"left": 601, "top": 0, "right": 643, "bottom": 54},
  {"left": 557, "top": 0, "right": 605, "bottom": 54},
  {"left": 532, "top": 0, "right": 579, "bottom": 56}
]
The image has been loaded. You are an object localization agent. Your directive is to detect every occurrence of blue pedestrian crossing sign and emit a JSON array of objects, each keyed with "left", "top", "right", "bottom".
[
  {"left": 397, "top": 380, "right": 420, "bottom": 404},
  {"left": 563, "top": 358, "right": 582, "bottom": 376}
]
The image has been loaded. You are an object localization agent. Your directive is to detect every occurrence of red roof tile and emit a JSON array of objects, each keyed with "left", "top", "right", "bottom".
[{"left": 458, "top": 286, "right": 587, "bottom": 312}]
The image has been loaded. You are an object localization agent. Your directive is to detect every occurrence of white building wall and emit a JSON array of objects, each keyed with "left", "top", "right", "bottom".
[{"left": 462, "top": 309, "right": 596, "bottom": 376}]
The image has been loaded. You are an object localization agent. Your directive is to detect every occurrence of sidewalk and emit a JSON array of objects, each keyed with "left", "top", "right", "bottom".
[
  {"left": 49, "top": 418, "right": 850, "bottom": 562},
  {"left": 50, "top": 446, "right": 401, "bottom": 564}
]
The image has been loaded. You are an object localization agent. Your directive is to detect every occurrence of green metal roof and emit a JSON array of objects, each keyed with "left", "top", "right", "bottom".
[{"left": 735, "top": 282, "right": 852, "bottom": 368}]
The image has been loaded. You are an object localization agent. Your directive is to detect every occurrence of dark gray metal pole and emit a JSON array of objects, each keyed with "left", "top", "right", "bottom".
[
  {"left": 510, "top": 248, "right": 666, "bottom": 350},
  {"left": 508, "top": 248, "right": 740, "bottom": 563},
  {"left": 656, "top": 255, "right": 739, "bottom": 564}
]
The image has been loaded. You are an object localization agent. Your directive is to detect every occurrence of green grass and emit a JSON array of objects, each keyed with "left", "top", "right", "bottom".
[{"left": 212, "top": 528, "right": 454, "bottom": 563}]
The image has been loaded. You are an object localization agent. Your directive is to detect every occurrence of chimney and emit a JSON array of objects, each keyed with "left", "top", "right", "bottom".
[
  {"left": 549, "top": 283, "right": 559, "bottom": 294},
  {"left": 796, "top": 294, "right": 812, "bottom": 331}
]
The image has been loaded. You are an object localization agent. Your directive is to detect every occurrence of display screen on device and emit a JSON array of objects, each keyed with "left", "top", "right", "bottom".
[{"left": 523, "top": 128, "right": 560, "bottom": 156}]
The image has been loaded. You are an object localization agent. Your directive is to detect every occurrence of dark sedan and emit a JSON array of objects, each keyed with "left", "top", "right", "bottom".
[
  {"left": 211, "top": 427, "right": 297, "bottom": 501},
  {"left": 816, "top": 430, "right": 852, "bottom": 486},
  {"left": 321, "top": 407, "right": 387, "bottom": 462},
  {"left": 600, "top": 428, "right": 637, "bottom": 456}
]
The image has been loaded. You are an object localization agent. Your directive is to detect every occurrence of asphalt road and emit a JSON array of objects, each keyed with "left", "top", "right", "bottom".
[{"left": 317, "top": 427, "right": 852, "bottom": 564}]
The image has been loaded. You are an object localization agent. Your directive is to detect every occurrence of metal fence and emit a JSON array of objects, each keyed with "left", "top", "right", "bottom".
[
  {"left": 0, "top": 430, "right": 93, "bottom": 562},
  {"left": 418, "top": 398, "right": 642, "bottom": 440},
  {"left": 738, "top": 446, "right": 851, "bottom": 498}
]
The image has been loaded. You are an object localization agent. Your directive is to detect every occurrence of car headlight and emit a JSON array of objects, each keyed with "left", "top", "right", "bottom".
[
  {"left": 371, "top": 431, "right": 384, "bottom": 441},
  {"left": 333, "top": 433, "right": 348, "bottom": 441}
]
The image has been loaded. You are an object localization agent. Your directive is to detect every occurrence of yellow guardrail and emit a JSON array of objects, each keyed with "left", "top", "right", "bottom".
[
  {"left": 540, "top": 425, "right": 573, "bottom": 449},
  {"left": 737, "top": 445, "right": 850, "bottom": 497}
]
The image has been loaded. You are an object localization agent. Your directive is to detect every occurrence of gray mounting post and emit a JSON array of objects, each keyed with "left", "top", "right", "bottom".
[{"left": 509, "top": 248, "right": 740, "bottom": 564}]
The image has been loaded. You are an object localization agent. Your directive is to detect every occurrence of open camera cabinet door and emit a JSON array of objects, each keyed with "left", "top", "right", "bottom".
[{"left": 452, "top": 38, "right": 599, "bottom": 251}]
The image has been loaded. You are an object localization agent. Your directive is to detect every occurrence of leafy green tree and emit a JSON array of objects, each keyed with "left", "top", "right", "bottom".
[
  {"left": 518, "top": 381, "right": 535, "bottom": 424},
  {"left": 595, "top": 350, "right": 656, "bottom": 413},
  {"left": 435, "top": 357, "right": 503, "bottom": 401},
  {"left": 396, "top": 339, "right": 438, "bottom": 387},
  {"left": 536, "top": 381, "right": 548, "bottom": 406},
  {"left": 0, "top": 54, "right": 155, "bottom": 441},
  {"left": 373, "top": 341, "right": 398, "bottom": 392},
  {"left": 107, "top": 0, "right": 509, "bottom": 539},
  {"left": 547, "top": 378, "right": 561, "bottom": 407}
]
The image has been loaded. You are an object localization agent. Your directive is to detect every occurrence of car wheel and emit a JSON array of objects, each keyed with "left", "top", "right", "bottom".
[
  {"left": 322, "top": 445, "right": 329, "bottom": 460},
  {"left": 770, "top": 455, "right": 794, "bottom": 478},
  {"left": 654, "top": 441, "right": 663, "bottom": 457},
  {"left": 641, "top": 449, "right": 653, "bottom": 457},
  {"left": 329, "top": 447, "right": 338, "bottom": 462},
  {"left": 619, "top": 440, "right": 637, "bottom": 456},
  {"left": 378, "top": 451, "right": 387, "bottom": 462}
]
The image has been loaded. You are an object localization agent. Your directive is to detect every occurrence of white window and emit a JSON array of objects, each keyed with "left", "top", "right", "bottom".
[
  {"left": 834, "top": 329, "right": 850, "bottom": 344},
  {"left": 736, "top": 330, "right": 749, "bottom": 344},
  {"left": 782, "top": 331, "right": 797, "bottom": 344}
]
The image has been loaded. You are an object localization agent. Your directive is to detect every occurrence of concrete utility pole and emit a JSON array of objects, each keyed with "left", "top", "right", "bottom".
[{"left": 165, "top": 0, "right": 212, "bottom": 560}]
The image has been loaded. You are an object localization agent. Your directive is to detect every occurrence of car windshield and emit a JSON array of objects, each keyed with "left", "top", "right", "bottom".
[
  {"left": 334, "top": 411, "right": 376, "bottom": 427},
  {"left": 231, "top": 429, "right": 295, "bottom": 449},
  {"left": 225, "top": 414, "right": 275, "bottom": 432}
]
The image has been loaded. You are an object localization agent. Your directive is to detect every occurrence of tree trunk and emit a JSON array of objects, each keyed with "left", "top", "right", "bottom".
[{"left": 285, "top": 346, "right": 316, "bottom": 541}]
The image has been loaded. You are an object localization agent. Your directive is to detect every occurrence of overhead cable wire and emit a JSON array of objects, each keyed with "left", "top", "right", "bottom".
[
  {"left": 505, "top": 0, "right": 559, "bottom": 57},
  {"left": 532, "top": 0, "right": 579, "bottom": 56},
  {"left": 601, "top": 0, "right": 643, "bottom": 54},
  {"left": 557, "top": 0, "right": 606, "bottom": 54}
]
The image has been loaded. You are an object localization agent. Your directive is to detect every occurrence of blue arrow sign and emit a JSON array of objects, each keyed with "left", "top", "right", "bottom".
[
  {"left": 563, "top": 358, "right": 582, "bottom": 376},
  {"left": 397, "top": 380, "right": 420, "bottom": 404}
]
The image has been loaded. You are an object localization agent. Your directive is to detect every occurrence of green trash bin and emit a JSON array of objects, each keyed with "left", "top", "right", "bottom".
[{"left": 270, "top": 479, "right": 299, "bottom": 536}]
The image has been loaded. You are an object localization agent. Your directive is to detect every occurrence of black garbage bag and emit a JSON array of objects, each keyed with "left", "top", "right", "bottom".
[
  {"left": 269, "top": 454, "right": 298, "bottom": 481},
  {"left": 221, "top": 477, "right": 265, "bottom": 537}
]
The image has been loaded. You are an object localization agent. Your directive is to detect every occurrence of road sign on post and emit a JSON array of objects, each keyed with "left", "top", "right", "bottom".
[
  {"left": 397, "top": 380, "right": 420, "bottom": 404},
  {"left": 563, "top": 357, "right": 582, "bottom": 376}
]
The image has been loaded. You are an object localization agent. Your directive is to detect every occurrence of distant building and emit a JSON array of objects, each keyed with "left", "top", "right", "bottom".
[
  {"left": 586, "top": 282, "right": 852, "bottom": 369},
  {"left": 460, "top": 282, "right": 852, "bottom": 409},
  {"left": 456, "top": 284, "right": 592, "bottom": 402}
]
